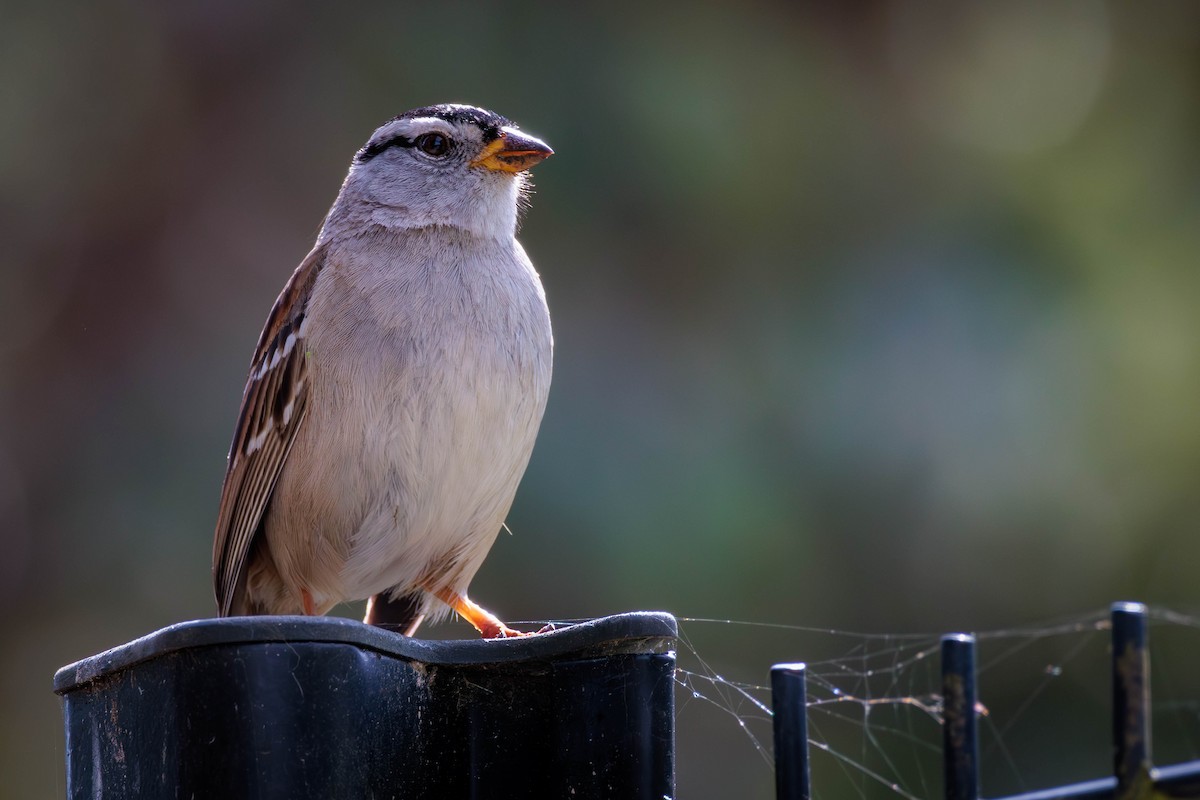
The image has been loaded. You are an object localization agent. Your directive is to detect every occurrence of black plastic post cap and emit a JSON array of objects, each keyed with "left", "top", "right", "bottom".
[{"left": 55, "top": 612, "right": 677, "bottom": 800}]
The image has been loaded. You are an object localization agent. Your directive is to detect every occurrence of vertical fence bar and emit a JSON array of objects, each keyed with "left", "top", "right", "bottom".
[
  {"left": 771, "top": 663, "right": 811, "bottom": 800},
  {"left": 942, "top": 634, "right": 980, "bottom": 800},
  {"left": 1111, "top": 601, "right": 1151, "bottom": 796}
]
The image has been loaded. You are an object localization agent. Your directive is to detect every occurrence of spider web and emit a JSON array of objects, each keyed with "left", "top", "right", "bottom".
[{"left": 670, "top": 607, "right": 1200, "bottom": 799}]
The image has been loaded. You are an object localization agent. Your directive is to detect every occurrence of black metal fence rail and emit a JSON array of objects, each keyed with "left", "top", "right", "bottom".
[
  {"left": 770, "top": 601, "right": 1200, "bottom": 800},
  {"left": 58, "top": 603, "right": 1200, "bottom": 799}
]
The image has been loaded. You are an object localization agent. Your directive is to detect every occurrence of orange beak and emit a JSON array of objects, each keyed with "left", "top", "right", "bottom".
[{"left": 470, "top": 128, "right": 553, "bottom": 173}]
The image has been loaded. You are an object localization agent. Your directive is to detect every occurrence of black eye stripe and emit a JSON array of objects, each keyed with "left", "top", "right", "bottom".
[
  {"left": 356, "top": 131, "right": 457, "bottom": 163},
  {"left": 355, "top": 135, "right": 416, "bottom": 163}
]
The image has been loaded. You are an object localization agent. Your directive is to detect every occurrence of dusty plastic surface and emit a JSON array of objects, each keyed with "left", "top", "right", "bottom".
[{"left": 55, "top": 612, "right": 677, "bottom": 800}]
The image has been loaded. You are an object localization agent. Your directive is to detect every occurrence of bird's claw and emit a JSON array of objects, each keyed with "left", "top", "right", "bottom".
[
  {"left": 480, "top": 621, "right": 557, "bottom": 639},
  {"left": 481, "top": 622, "right": 531, "bottom": 639}
]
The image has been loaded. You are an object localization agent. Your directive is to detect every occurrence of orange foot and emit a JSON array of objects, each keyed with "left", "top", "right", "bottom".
[{"left": 432, "top": 588, "right": 531, "bottom": 639}]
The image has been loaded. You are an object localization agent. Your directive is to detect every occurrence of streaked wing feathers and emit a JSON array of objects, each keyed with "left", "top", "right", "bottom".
[{"left": 212, "top": 244, "right": 328, "bottom": 615}]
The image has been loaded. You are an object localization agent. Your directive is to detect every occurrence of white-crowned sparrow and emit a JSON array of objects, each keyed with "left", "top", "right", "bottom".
[{"left": 211, "top": 104, "right": 553, "bottom": 638}]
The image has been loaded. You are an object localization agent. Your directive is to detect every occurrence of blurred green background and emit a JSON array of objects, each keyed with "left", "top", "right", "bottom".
[{"left": 4, "top": 1, "right": 1200, "bottom": 797}]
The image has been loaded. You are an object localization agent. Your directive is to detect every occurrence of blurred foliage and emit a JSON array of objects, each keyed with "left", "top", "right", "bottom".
[{"left": 3, "top": 1, "right": 1200, "bottom": 797}]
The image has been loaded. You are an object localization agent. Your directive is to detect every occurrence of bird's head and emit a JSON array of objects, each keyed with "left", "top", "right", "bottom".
[{"left": 333, "top": 104, "right": 553, "bottom": 240}]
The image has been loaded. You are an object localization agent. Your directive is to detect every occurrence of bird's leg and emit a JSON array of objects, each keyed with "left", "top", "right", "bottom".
[
  {"left": 431, "top": 587, "right": 528, "bottom": 639},
  {"left": 364, "top": 592, "right": 427, "bottom": 636},
  {"left": 301, "top": 587, "right": 317, "bottom": 616}
]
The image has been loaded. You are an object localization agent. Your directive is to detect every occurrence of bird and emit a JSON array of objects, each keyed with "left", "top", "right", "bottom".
[{"left": 211, "top": 104, "right": 554, "bottom": 639}]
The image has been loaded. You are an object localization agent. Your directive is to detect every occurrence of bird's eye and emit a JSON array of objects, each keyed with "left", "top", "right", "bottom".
[{"left": 416, "top": 133, "right": 450, "bottom": 157}]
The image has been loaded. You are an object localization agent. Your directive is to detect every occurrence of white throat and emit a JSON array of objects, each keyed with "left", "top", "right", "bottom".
[{"left": 318, "top": 169, "right": 522, "bottom": 243}]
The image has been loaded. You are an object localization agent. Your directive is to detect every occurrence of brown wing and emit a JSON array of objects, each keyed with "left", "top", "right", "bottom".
[{"left": 212, "top": 244, "right": 328, "bottom": 615}]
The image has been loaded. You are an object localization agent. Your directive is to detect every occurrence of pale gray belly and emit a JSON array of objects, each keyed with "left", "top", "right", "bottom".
[{"left": 268, "top": 295, "right": 551, "bottom": 605}]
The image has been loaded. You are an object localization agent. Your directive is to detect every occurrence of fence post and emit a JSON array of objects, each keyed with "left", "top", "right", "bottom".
[
  {"left": 55, "top": 612, "right": 677, "bottom": 800},
  {"left": 771, "top": 663, "right": 811, "bottom": 800},
  {"left": 942, "top": 634, "right": 980, "bottom": 800},
  {"left": 1111, "top": 601, "right": 1151, "bottom": 797}
]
